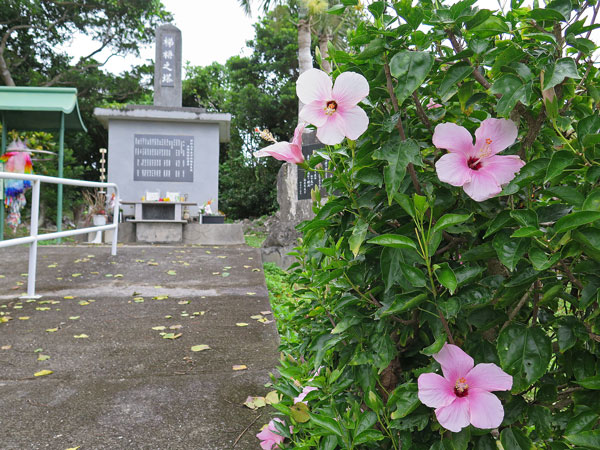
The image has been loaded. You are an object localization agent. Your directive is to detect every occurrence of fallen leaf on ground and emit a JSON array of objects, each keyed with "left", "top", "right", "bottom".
[
  {"left": 258, "top": 318, "right": 273, "bottom": 324},
  {"left": 152, "top": 326, "right": 166, "bottom": 331},
  {"left": 73, "top": 334, "right": 89, "bottom": 339},
  {"left": 178, "top": 300, "right": 189, "bottom": 305},
  {"left": 47, "top": 264, "right": 57, "bottom": 268},
  {"left": 250, "top": 315, "right": 263, "bottom": 320},
  {"left": 153, "top": 295, "right": 168, "bottom": 300},
  {"left": 261, "top": 311, "right": 272, "bottom": 315},
  {"left": 164, "top": 315, "right": 172, "bottom": 319},
  {"left": 1, "top": 345, "right": 11, "bottom": 350},
  {"left": 69, "top": 316, "right": 80, "bottom": 320},
  {"left": 191, "top": 344, "right": 210, "bottom": 352},
  {"left": 154, "top": 285, "right": 162, "bottom": 288},
  {"left": 169, "top": 324, "right": 183, "bottom": 330},
  {"left": 166, "top": 270, "right": 176, "bottom": 275},
  {"left": 63, "top": 296, "right": 75, "bottom": 299},
  {"left": 222, "top": 272, "right": 230, "bottom": 277},
  {"left": 232, "top": 365, "right": 248, "bottom": 371},
  {"left": 193, "top": 311, "right": 205, "bottom": 316},
  {"left": 18, "top": 316, "right": 30, "bottom": 320},
  {"left": 71, "top": 273, "right": 82, "bottom": 278},
  {"left": 162, "top": 333, "right": 182, "bottom": 340},
  {"left": 247, "top": 292, "right": 257, "bottom": 296},
  {"left": 78, "top": 301, "right": 90, "bottom": 306},
  {"left": 34, "top": 369, "right": 53, "bottom": 377},
  {"left": 46, "top": 328, "right": 58, "bottom": 332},
  {"left": 243, "top": 396, "right": 266, "bottom": 410},
  {"left": 147, "top": 262, "right": 158, "bottom": 266},
  {"left": 114, "top": 274, "right": 123, "bottom": 278},
  {"left": 37, "top": 354, "right": 50, "bottom": 361},
  {"left": 265, "top": 391, "right": 280, "bottom": 405},
  {"left": 236, "top": 323, "right": 249, "bottom": 327}
]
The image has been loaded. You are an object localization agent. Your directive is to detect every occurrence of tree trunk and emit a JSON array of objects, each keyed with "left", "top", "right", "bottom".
[
  {"left": 318, "top": 33, "right": 331, "bottom": 74},
  {"left": 297, "top": 5, "right": 312, "bottom": 114},
  {"left": 0, "top": 52, "right": 16, "bottom": 86}
]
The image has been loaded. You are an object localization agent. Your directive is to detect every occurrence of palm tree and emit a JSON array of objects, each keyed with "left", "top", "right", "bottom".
[{"left": 237, "top": 0, "right": 313, "bottom": 79}]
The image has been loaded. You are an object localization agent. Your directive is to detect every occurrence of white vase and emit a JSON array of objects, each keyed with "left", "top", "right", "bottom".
[{"left": 90, "top": 214, "right": 107, "bottom": 243}]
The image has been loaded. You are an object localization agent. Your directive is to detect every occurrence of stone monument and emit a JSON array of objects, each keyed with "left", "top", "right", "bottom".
[
  {"left": 94, "top": 24, "right": 240, "bottom": 244},
  {"left": 261, "top": 130, "right": 325, "bottom": 268}
]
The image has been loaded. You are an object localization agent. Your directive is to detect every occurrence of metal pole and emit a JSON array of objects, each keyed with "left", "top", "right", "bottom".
[
  {"left": 23, "top": 179, "right": 41, "bottom": 299},
  {"left": 111, "top": 193, "right": 119, "bottom": 256},
  {"left": 57, "top": 112, "right": 65, "bottom": 241},
  {"left": 1, "top": 113, "right": 6, "bottom": 241}
]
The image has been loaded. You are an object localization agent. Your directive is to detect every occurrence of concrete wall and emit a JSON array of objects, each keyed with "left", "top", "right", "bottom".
[{"left": 107, "top": 119, "right": 220, "bottom": 216}]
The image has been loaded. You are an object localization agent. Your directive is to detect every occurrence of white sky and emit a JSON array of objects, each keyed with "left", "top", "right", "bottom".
[
  {"left": 64, "top": 0, "right": 558, "bottom": 77},
  {"left": 66, "top": 0, "right": 257, "bottom": 76}
]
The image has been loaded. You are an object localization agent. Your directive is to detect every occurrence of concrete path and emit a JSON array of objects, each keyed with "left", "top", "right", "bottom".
[{"left": 0, "top": 244, "right": 279, "bottom": 449}]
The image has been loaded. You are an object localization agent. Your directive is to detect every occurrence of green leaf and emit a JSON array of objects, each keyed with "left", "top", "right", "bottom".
[
  {"left": 529, "top": 405, "right": 552, "bottom": 439},
  {"left": 327, "top": 4, "right": 346, "bottom": 14},
  {"left": 545, "top": 150, "right": 575, "bottom": 182},
  {"left": 583, "top": 188, "right": 600, "bottom": 211},
  {"left": 491, "top": 74, "right": 528, "bottom": 117},
  {"left": 469, "top": 15, "right": 509, "bottom": 37},
  {"left": 368, "top": 234, "right": 417, "bottom": 250},
  {"left": 355, "top": 167, "right": 383, "bottom": 186},
  {"left": 354, "top": 411, "right": 377, "bottom": 437},
  {"left": 544, "top": 186, "right": 585, "bottom": 207},
  {"left": 400, "top": 263, "right": 427, "bottom": 287},
  {"left": 421, "top": 334, "right": 446, "bottom": 355},
  {"left": 576, "top": 375, "right": 600, "bottom": 389},
  {"left": 493, "top": 230, "right": 529, "bottom": 271},
  {"left": 389, "top": 50, "right": 434, "bottom": 104},
  {"left": 555, "top": 211, "right": 600, "bottom": 233},
  {"left": 565, "top": 430, "right": 600, "bottom": 449},
  {"left": 357, "top": 38, "right": 385, "bottom": 59},
  {"left": 500, "top": 427, "right": 534, "bottom": 450},
  {"left": 573, "top": 228, "right": 600, "bottom": 262},
  {"left": 310, "top": 413, "right": 343, "bottom": 437},
  {"left": 510, "top": 209, "right": 538, "bottom": 228},
  {"left": 291, "top": 402, "right": 310, "bottom": 423},
  {"left": 435, "top": 263, "right": 457, "bottom": 294},
  {"left": 353, "top": 429, "right": 385, "bottom": 445},
  {"left": 543, "top": 58, "right": 580, "bottom": 90},
  {"left": 331, "top": 317, "right": 361, "bottom": 335},
  {"left": 373, "top": 138, "right": 422, "bottom": 205},
  {"left": 566, "top": 410, "right": 599, "bottom": 435},
  {"left": 511, "top": 227, "right": 543, "bottom": 238},
  {"left": 497, "top": 324, "right": 552, "bottom": 392},
  {"left": 349, "top": 219, "right": 368, "bottom": 257},
  {"left": 484, "top": 210, "right": 514, "bottom": 239},
  {"left": 379, "top": 293, "right": 428, "bottom": 316},
  {"left": 439, "top": 63, "right": 473, "bottom": 97},
  {"left": 432, "top": 213, "right": 472, "bottom": 235},
  {"left": 390, "top": 384, "right": 420, "bottom": 419}
]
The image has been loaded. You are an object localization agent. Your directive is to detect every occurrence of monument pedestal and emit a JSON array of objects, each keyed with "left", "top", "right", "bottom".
[{"left": 136, "top": 222, "right": 183, "bottom": 243}]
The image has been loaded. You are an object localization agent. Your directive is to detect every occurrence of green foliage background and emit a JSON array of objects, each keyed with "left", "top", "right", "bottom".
[
  {"left": 183, "top": 6, "right": 300, "bottom": 219},
  {"left": 265, "top": 0, "right": 600, "bottom": 448}
]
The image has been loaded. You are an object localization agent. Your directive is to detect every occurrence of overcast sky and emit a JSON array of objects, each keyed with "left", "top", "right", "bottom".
[
  {"left": 66, "top": 0, "right": 257, "bottom": 75},
  {"left": 66, "top": 0, "right": 544, "bottom": 76}
]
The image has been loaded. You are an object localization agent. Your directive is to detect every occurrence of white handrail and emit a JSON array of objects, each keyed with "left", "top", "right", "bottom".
[{"left": 0, "top": 172, "right": 120, "bottom": 298}]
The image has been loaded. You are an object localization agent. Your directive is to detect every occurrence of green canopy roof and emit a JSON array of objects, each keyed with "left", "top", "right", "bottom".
[{"left": 0, "top": 86, "right": 86, "bottom": 132}]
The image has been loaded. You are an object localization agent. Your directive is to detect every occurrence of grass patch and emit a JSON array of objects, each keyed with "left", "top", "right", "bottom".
[
  {"left": 245, "top": 232, "right": 267, "bottom": 248},
  {"left": 263, "top": 262, "right": 300, "bottom": 345}
]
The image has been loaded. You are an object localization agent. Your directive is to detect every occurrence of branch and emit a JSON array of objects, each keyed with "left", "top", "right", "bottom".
[
  {"left": 383, "top": 56, "right": 423, "bottom": 196},
  {"left": 43, "top": 53, "right": 116, "bottom": 87},
  {"left": 500, "top": 286, "right": 533, "bottom": 332},
  {"left": 557, "top": 260, "right": 584, "bottom": 291},
  {"left": 412, "top": 92, "right": 433, "bottom": 133},
  {"left": 436, "top": 307, "right": 455, "bottom": 345},
  {"left": 445, "top": 30, "right": 491, "bottom": 90}
]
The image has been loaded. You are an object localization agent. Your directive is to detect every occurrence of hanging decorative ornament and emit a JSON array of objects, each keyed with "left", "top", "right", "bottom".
[{"left": 1, "top": 138, "right": 34, "bottom": 233}]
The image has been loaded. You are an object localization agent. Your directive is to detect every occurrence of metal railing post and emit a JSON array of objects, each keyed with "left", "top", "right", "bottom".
[
  {"left": 24, "top": 179, "right": 41, "bottom": 299},
  {"left": 111, "top": 192, "right": 119, "bottom": 256}
]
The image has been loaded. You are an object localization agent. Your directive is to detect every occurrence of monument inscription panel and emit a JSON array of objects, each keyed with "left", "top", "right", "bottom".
[
  {"left": 297, "top": 133, "right": 327, "bottom": 200},
  {"left": 159, "top": 32, "right": 177, "bottom": 87},
  {"left": 133, "top": 134, "right": 194, "bottom": 182}
]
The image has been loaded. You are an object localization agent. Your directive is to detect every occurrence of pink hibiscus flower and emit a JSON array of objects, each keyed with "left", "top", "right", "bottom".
[
  {"left": 256, "top": 418, "right": 289, "bottom": 450},
  {"left": 426, "top": 98, "right": 442, "bottom": 109},
  {"left": 418, "top": 344, "right": 512, "bottom": 433},
  {"left": 254, "top": 123, "right": 306, "bottom": 164},
  {"left": 293, "top": 386, "right": 319, "bottom": 404},
  {"left": 433, "top": 118, "right": 525, "bottom": 202},
  {"left": 296, "top": 68, "right": 369, "bottom": 145}
]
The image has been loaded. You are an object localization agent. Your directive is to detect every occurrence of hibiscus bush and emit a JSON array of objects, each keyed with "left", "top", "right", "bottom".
[{"left": 259, "top": 0, "right": 600, "bottom": 448}]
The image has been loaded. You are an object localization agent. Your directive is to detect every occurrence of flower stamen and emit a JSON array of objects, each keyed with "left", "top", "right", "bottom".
[
  {"left": 324, "top": 100, "right": 338, "bottom": 116},
  {"left": 454, "top": 377, "right": 469, "bottom": 397}
]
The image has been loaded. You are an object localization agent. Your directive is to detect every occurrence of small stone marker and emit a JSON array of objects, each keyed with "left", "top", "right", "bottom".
[
  {"left": 297, "top": 130, "right": 326, "bottom": 200},
  {"left": 154, "top": 24, "right": 182, "bottom": 107}
]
